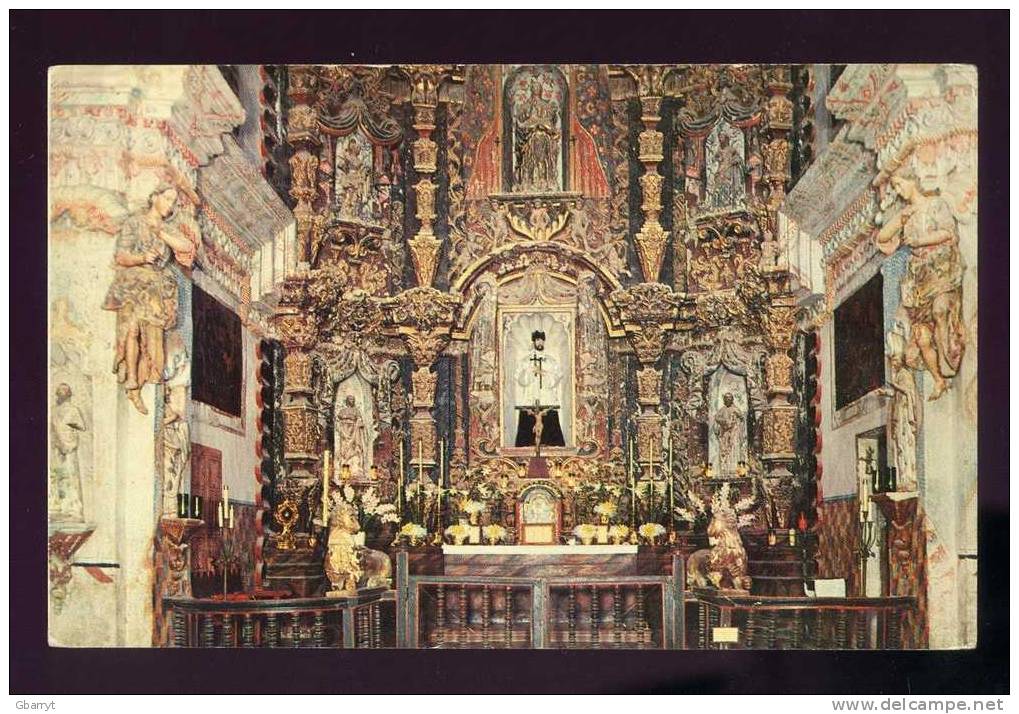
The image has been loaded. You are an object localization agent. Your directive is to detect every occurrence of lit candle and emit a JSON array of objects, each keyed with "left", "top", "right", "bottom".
[
  {"left": 222, "top": 484, "right": 229, "bottom": 509},
  {"left": 217, "top": 501, "right": 223, "bottom": 528},
  {"left": 229, "top": 504, "right": 235, "bottom": 529}
]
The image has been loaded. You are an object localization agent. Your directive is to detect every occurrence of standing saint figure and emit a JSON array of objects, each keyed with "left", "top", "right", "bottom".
[
  {"left": 885, "top": 329, "right": 920, "bottom": 492},
  {"left": 875, "top": 171, "right": 966, "bottom": 400},
  {"left": 514, "top": 330, "right": 566, "bottom": 448},
  {"left": 50, "top": 383, "right": 87, "bottom": 522},
  {"left": 711, "top": 132, "right": 746, "bottom": 208},
  {"left": 335, "top": 394, "right": 370, "bottom": 481},
  {"left": 713, "top": 392, "right": 747, "bottom": 477},
  {"left": 102, "top": 184, "right": 197, "bottom": 415},
  {"left": 161, "top": 331, "right": 191, "bottom": 516},
  {"left": 335, "top": 136, "right": 373, "bottom": 222},
  {"left": 512, "top": 74, "right": 561, "bottom": 193}
]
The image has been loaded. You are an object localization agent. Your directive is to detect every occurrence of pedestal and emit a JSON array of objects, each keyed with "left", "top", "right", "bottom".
[
  {"left": 48, "top": 522, "right": 96, "bottom": 613},
  {"left": 153, "top": 517, "right": 204, "bottom": 645}
]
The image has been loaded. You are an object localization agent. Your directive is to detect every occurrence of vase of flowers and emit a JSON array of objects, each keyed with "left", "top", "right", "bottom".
[
  {"left": 482, "top": 524, "right": 507, "bottom": 545},
  {"left": 608, "top": 524, "right": 630, "bottom": 545},
  {"left": 399, "top": 522, "right": 428, "bottom": 547},
  {"left": 594, "top": 500, "right": 617, "bottom": 525},
  {"left": 637, "top": 522, "right": 666, "bottom": 545},
  {"left": 574, "top": 523, "right": 598, "bottom": 546},
  {"left": 445, "top": 522, "right": 470, "bottom": 545},
  {"left": 460, "top": 499, "right": 485, "bottom": 526}
]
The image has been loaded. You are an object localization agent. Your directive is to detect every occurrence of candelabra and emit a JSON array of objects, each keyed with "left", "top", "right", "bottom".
[
  {"left": 217, "top": 487, "right": 237, "bottom": 599},
  {"left": 857, "top": 448, "right": 878, "bottom": 596}
]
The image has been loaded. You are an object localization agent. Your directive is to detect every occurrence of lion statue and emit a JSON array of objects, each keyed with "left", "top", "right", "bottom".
[
  {"left": 687, "top": 510, "right": 752, "bottom": 592},
  {"left": 325, "top": 498, "right": 393, "bottom": 594}
]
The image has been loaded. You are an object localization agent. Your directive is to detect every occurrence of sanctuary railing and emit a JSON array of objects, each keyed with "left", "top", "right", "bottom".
[
  {"left": 693, "top": 590, "right": 916, "bottom": 649},
  {"left": 164, "top": 587, "right": 395, "bottom": 648},
  {"left": 394, "top": 551, "right": 686, "bottom": 649}
]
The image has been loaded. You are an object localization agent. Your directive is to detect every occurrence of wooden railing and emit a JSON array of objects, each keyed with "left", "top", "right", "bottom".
[
  {"left": 394, "top": 552, "right": 686, "bottom": 649},
  {"left": 164, "top": 587, "right": 395, "bottom": 648},
  {"left": 693, "top": 591, "right": 916, "bottom": 649}
]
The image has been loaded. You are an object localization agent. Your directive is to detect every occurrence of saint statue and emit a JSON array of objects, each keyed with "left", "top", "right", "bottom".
[
  {"left": 50, "top": 383, "right": 87, "bottom": 522},
  {"left": 885, "top": 329, "right": 920, "bottom": 492},
  {"left": 325, "top": 499, "right": 361, "bottom": 596},
  {"left": 713, "top": 392, "right": 747, "bottom": 477},
  {"left": 102, "top": 184, "right": 197, "bottom": 415},
  {"left": 335, "top": 394, "right": 370, "bottom": 481},
  {"left": 512, "top": 73, "right": 561, "bottom": 193},
  {"left": 335, "top": 136, "right": 373, "bottom": 222},
  {"left": 161, "top": 331, "right": 191, "bottom": 517},
  {"left": 876, "top": 171, "right": 966, "bottom": 400},
  {"left": 514, "top": 330, "right": 565, "bottom": 448},
  {"left": 710, "top": 132, "right": 746, "bottom": 208}
]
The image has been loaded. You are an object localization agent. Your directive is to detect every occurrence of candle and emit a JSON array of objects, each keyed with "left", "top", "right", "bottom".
[
  {"left": 229, "top": 505, "right": 235, "bottom": 529},
  {"left": 439, "top": 439, "right": 445, "bottom": 486},
  {"left": 322, "top": 450, "right": 331, "bottom": 524},
  {"left": 417, "top": 440, "right": 424, "bottom": 481},
  {"left": 218, "top": 502, "right": 224, "bottom": 528},
  {"left": 222, "top": 484, "right": 229, "bottom": 509},
  {"left": 398, "top": 439, "right": 405, "bottom": 519},
  {"left": 648, "top": 438, "right": 654, "bottom": 478}
]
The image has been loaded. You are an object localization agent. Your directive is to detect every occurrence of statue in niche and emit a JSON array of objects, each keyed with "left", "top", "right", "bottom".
[
  {"left": 50, "top": 383, "right": 87, "bottom": 522},
  {"left": 161, "top": 331, "right": 191, "bottom": 517},
  {"left": 102, "top": 183, "right": 197, "bottom": 415},
  {"left": 884, "top": 327, "right": 920, "bottom": 492},
  {"left": 335, "top": 393, "right": 371, "bottom": 481},
  {"left": 713, "top": 393, "right": 747, "bottom": 477},
  {"left": 876, "top": 169, "right": 966, "bottom": 400},
  {"left": 334, "top": 133, "right": 378, "bottom": 224},
  {"left": 513, "top": 330, "right": 565, "bottom": 448},
  {"left": 510, "top": 69, "right": 563, "bottom": 193},
  {"left": 706, "top": 122, "right": 746, "bottom": 209}
]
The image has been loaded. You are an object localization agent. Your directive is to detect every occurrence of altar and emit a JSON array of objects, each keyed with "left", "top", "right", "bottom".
[{"left": 441, "top": 544, "right": 639, "bottom": 577}]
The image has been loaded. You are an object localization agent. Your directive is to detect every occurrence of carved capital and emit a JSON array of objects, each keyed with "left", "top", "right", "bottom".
[
  {"left": 286, "top": 104, "right": 320, "bottom": 145},
  {"left": 384, "top": 287, "right": 460, "bottom": 367},
  {"left": 273, "top": 309, "right": 318, "bottom": 350},
  {"left": 283, "top": 350, "right": 314, "bottom": 393}
]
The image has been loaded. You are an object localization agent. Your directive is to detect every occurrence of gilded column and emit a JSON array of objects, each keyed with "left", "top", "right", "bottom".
[
  {"left": 285, "top": 66, "right": 323, "bottom": 264},
  {"left": 272, "top": 280, "right": 321, "bottom": 534},
  {"left": 401, "top": 65, "right": 462, "bottom": 287}
]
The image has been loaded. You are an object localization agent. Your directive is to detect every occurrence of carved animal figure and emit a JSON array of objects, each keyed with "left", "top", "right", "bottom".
[
  {"left": 687, "top": 512, "right": 751, "bottom": 591},
  {"left": 356, "top": 546, "right": 392, "bottom": 589}
]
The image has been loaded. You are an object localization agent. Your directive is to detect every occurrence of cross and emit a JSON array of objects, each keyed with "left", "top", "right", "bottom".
[
  {"left": 520, "top": 400, "right": 554, "bottom": 458},
  {"left": 529, "top": 353, "right": 544, "bottom": 390}
]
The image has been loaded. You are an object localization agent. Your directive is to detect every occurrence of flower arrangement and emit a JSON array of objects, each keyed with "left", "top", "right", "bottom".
[
  {"left": 444, "top": 522, "right": 471, "bottom": 545},
  {"left": 334, "top": 485, "right": 399, "bottom": 541},
  {"left": 637, "top": 522, "right": 667, "bottom": 544},
  {"left": 593, "top": 500, "right": 617, "bottom": 522},
  {"left": 399, "top": 522, "right": 428, "bottom": 545},
  {"left": 459, "top": 499, "right": 485, "bottom": 516},
  {"left": 573, "top": 523, "right": 598, "bottom": 545},
  {"left": 482, "top": 524, "right": 507, "bottom": 545},
  {"left": 608, "top": 524, "right": 630, "bottom": 544}
]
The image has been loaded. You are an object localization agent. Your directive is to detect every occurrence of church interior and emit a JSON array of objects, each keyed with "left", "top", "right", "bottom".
[{"left": 47, "top": 63, "right": 977, "bottom": 651}]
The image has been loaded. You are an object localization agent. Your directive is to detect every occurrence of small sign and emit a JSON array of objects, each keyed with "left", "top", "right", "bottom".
[{"left": 712, "top": 627, "right": 739, "bottom": 643}]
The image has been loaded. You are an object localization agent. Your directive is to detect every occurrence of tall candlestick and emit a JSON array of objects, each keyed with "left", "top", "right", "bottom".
[
  {"left": 398, "top": 439, "right": 405, "bottom": 520},
  {"left": 322, "top": 451, "right": 331, "bottom": 524},
  {"left": 439, "top": 439, "right": 445, "bottom": 486},
  {"left": 417, "top": 440, "right": 424, "bottom": 481},
  {"left": 668, "top": 432, "right": 674, "bottom": 526}
]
